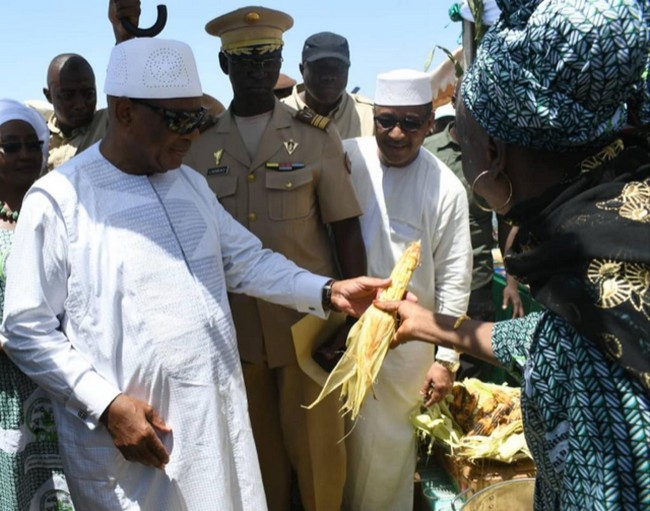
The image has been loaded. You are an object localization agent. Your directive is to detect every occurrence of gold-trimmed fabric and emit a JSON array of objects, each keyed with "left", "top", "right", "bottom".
[
  {"left": 504, "top": 142, "right": 650, "bottom": 395},
  {"left": 579, "top": 138, "right": 624, "bottom": 174},
  {"left": 588, "top": 260, "right": 650, "bottom": 321},
  {"left": 596, "top": 178, "right": 650, "bottom": 224},
  {"left": 224, "top": 43, "right": 283, "bottom": 56}
]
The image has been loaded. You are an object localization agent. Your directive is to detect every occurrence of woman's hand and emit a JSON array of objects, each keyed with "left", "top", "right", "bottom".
[
  {"left": 372, "top": 299, "right": 436, "bottom": 347},
  {"left": 503, "top": 275, "right": 524, "bottom": 318}
]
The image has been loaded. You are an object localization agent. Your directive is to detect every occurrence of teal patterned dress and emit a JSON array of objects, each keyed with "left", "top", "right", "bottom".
[
  {"left": 0, "top": 229, "right": 74, "bottom": 511},
  {"left": 492, "top": 311, "right": 650, "bottom": 510}
]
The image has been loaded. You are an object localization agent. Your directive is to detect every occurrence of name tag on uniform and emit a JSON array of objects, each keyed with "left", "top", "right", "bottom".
[{"left": 207, "top": 166, "right": 229, "bottom": 176}]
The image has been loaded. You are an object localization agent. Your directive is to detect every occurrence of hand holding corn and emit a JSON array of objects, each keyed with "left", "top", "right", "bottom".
[
  {"left": 307, "top": 240, "right": 421, "bottom": 420},
  {"left": 329, "top": 276, "right": 392, "bottom": 318}
]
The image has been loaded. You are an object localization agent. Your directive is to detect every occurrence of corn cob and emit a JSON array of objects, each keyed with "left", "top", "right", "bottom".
[
  {"left": 306, "top": 240, "right": 421, "bottom": 420},
  {"left": 413, "top": 379, "right": 532, "bottom": 462}
]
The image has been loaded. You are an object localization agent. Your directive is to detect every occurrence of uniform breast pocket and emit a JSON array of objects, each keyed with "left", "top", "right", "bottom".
[
  {"left": 265, "top": 169, "right": 315, "bottom": 221},
  {"left": 389, "top": 218, "right": 423, "bottom": 250},
  {"left": 211, "top": 174, "right": 238, "bottom": 217}
]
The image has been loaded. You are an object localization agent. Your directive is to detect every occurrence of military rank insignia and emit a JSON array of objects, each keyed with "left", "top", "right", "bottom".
[
  {"left": 284, "top": 139, "right": 299, "bottom": 155},
  {"left": 295, "top": 107, "right": 331, "bottom": 130},
  {"left": 213, "top": 149, "right": 224, "bottom": 166}
]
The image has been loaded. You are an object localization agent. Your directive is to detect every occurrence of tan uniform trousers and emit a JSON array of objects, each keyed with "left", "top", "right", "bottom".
[{"left": 243, "top": 361, "right": 345, "bottom": 511}]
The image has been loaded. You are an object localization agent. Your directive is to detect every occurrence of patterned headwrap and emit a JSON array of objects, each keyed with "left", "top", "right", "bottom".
[{"left": 462, "top": 0, "right": 650, "bottom": 151}]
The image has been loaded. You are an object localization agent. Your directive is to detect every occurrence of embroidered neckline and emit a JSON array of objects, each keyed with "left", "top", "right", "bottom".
[{"left": 579, "top": 138, "right": 624, "bottom": 174}]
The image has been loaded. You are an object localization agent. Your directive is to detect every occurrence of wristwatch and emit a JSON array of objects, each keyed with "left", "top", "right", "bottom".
[
  {"left": 435, "top": 358, "right": 461, "bottom": 373},
  {"left": 321, "top": 279, "right": 336, "bottom": 311}
]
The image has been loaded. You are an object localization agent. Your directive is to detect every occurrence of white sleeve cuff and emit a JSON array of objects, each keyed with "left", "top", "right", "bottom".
[
  {"left": 293, "top": 272, "right": 331, "bottom": 319},
  {"left": 65, "top": 371, "right": 122, "bottom": 430},
  {"left": 435, "top": 346, "right": 460, "bottom": 364}
]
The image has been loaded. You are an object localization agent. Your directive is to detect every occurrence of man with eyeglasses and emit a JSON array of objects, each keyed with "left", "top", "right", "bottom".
[
  {"left": 341, "top": 69, "right": 472, "bottom": 511},
  {"left": 282, "top": 32, "right": 375, "bottom": 140},
  {"left": 1, "top": 36, "right": 388, "bottom": 511},
  {"left": 184, "top": 6, "right": 366, "bottom": 511}
]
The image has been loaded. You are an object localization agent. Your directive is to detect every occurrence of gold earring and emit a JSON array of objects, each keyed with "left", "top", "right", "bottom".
[{"left": 470, "top": 170, "right": 513, "bottom": 213}]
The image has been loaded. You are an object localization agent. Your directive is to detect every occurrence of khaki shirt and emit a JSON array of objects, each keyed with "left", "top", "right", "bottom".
[
  {"left": 185, "top": 100, "right": 362, "bottom": 367},
  {"left": 282, "top": 88, "right": 375, "bottom": 140},
  {"left": 47, "top": 109, "right": 109, "bottom": 171}
]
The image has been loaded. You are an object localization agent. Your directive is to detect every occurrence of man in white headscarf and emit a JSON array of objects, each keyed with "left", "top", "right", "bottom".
[
  {"left": 0, "top": 37, "right": 387, "bottom": 511},
  {"left": 342, "top": 69, "right": 472, "bottom": 511}
]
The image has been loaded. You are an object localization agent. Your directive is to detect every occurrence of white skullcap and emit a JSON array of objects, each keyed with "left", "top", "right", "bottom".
[
  {"left": 0, "top": 99, "right": 49, "bottom": 166},
  {"left": 375, "top": 69, "right": 433, "bottom": 106},
  {"left": 104, "top": 38, "right": 202, "bottom": 99},
  {"left": 460, "top": 0, "right": 501, "bottom": 25}
]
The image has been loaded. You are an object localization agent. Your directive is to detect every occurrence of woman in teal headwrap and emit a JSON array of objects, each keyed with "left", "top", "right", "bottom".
[
  {"left": 376, "top": 0, "right": 650, "bottom": 508},
  {"left": 0, "top": 99, "right": 75, "bottom": 510}
]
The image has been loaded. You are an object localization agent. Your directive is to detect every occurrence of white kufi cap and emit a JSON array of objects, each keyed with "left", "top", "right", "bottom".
[
  {"left": 375, "top": 69, "right": 433, "bottom": 106},
  {"left": 104, "top": 38, "right": 202, "bottom": 98}
]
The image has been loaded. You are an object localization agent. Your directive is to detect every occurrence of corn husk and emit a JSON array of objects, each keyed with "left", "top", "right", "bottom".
[
  {"left": 306, "top": 240, "right": 421, "bottom": 420},
  {"left": 413, "top": 378, "right": 532, "bottom": 463},
  {"left": 411, "top": 399, "right": 463, "bottom": 455}
]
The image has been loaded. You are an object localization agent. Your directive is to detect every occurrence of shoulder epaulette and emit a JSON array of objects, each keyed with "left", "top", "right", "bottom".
[
  {"left": 351, "top": 93, "right": 374, "bottom": 106},
  {"left": 295, "top": 107, "right": 331, "bottom": 131}
]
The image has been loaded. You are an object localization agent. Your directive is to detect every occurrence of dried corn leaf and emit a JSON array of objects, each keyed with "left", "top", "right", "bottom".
[{"left": 306, "top": 240, "right": 421, "bottom": 420}]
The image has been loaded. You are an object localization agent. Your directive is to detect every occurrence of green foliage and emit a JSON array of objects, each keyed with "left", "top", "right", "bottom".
[
  {"left": 424, "top": 47, "right": 436, "bottom": 72},
  {"left": 438, "top": 46, "right": 464, "bottom": 78},
  {"left": 468, "top": 0, "right": 487, "bottom": 43}
]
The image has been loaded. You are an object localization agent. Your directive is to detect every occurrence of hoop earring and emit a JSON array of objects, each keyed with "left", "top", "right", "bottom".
[{"left": 470, "top": 170, "right": 513, "bottom": 213}]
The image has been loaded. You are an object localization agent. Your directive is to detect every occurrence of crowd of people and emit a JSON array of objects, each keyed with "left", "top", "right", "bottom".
[{"left": 0, "top": 0, "right": 648, "bottom": 510}]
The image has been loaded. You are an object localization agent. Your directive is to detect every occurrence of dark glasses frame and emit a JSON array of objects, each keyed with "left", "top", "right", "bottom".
[
  {"left": 131, "top": 99, "right": 207, "bottom": 135},
  {"left": 226, "top": 54, "right": 284, "bottom": 72},
  {"left": 0, "top": 140, "right": 44, "bottom": 155},
  {"left": 373, "top": 114, "right": 430, "bottom": 133}
]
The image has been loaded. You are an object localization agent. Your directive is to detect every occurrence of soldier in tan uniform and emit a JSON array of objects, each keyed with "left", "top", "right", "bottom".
[
  {"left": 282, "top": 32, "right": 375, "bottom": 140},
  {"left": 39, "top": 53, "right": 109, "bottom": 172},
  {"left": 184, "top": 7, "right": 366, "bottom": 511},
  {"left": 34, "top": 1, "right": 143, "bottom": 171}
]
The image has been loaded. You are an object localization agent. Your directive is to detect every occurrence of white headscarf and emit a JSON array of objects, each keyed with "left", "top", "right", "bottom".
[{"left": 0, "top": 99, "right": 49, "bottom": 168}]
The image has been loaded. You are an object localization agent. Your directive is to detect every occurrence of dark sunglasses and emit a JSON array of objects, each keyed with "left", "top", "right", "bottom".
[
  {"left": 373, "top": 115, "right": 429, "bottom": 133},
  {"left": 0, "top": 140, "right": 44, "bottom": 155},
  {"left": 131, "top": 99, "right": 207, "bottom": 135},
  {"left": 227, "top": 55, "right": 283, "bottom": 72}
]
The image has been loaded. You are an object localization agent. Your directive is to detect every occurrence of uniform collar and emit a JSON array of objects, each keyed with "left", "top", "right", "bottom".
[
  {"left": 221, "top": 98, "right": 292, "bottom": 134},
  {"left": 47, "top": 113, "right": 91, "bottom": 141},
  {"left": 290, "top": 86, "right": 349, "bottom": 121},
  {"left": 428, "top": 121, "right": 459, "bottom": 152}
]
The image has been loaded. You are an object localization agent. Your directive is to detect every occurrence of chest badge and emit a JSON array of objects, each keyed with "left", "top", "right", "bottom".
[
  {"left": 213, "top": 149, "right": 224, "bottom": 166},
  {"left": 283, "top": 139, "right": 299, "bottom": 155}
]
